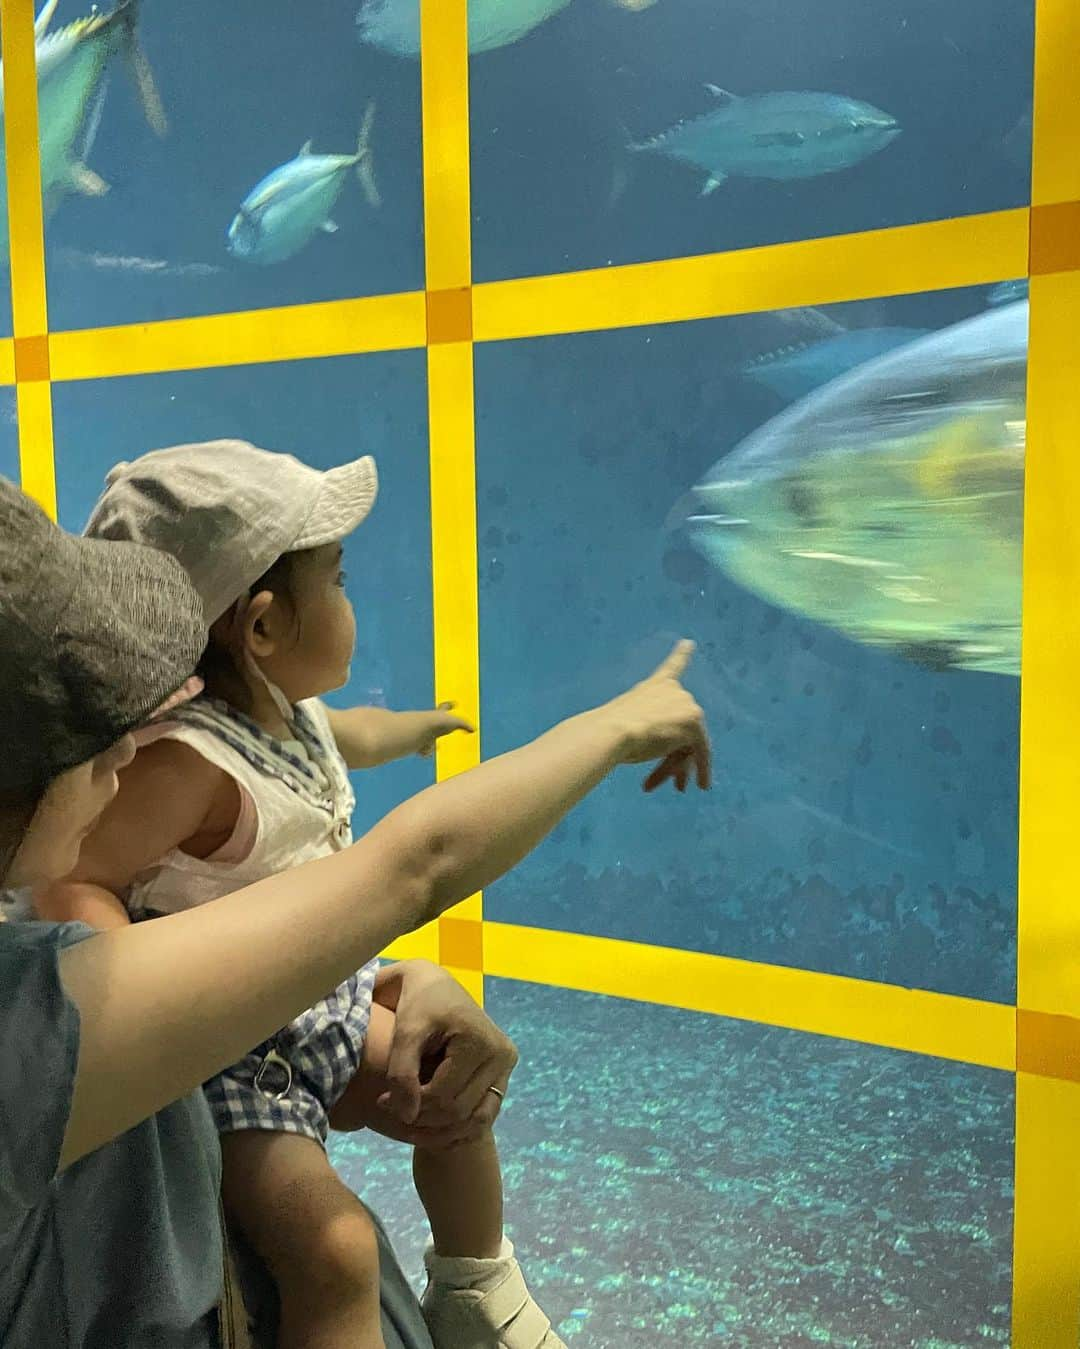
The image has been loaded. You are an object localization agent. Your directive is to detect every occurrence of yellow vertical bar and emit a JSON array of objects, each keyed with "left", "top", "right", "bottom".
[
  {"left": 1, "top": 0, "right": 54, "bottom": 515},
  {"left": 1, "top": 0, "right": 47, "bottom": 334},
  {"left": 420, "top": 0, "right": 482, "bottom": 995},
  {"left": 1014, "top": 1075, "right": 1080, "bottom": 1345},
  {"left": 420, "top": 0, "right": 471, "bottom": 291},
  {"left": 1017, "top": 269, "right": 1080, "bottom": 1019},
  {"left": 14, "top": 378, "right": 55, "bottom": 509},
  {"left": 1013, "top": 0, "right": 1080, "bottom": 1338},
  {"left": 1030, "top": 0, "right": 1080, "bottom": 207},
  {"left": 427, "top": 342, "right": 479, "bottom": 787},
  {"left": 1013, "top": 267, "right": 1080, "bottom": 1349}
]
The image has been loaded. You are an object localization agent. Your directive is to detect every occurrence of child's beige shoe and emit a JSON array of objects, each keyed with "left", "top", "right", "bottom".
[{"left": 421, "top": 1240, "right": 567, "bottom": 1349}]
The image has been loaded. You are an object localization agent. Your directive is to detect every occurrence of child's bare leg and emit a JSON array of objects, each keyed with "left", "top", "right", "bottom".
[
  {"left": 332, "top": 1003, "right": 505, "bottom": 1258},
  {"left": 220, "top": 1129, "right": 385, "bottom": 1349},
  {"left": 331, "top": 1004, "right": 565, "bottom": 1347},
  {"left": 413, "top": 1131, "right": 504, "bottom": 1258}
]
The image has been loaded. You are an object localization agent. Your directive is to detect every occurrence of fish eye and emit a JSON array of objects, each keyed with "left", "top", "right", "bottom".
[{"left": 783, "top": 480, "right": 822, "bottom": 525}]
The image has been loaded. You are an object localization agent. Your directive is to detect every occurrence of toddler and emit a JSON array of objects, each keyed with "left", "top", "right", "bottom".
[{"left": 40, "top": 440, "right": 565, "bottom": 1349}]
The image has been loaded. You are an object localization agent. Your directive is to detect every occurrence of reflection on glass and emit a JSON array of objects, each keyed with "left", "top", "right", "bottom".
[
  {"left": 332, "top": 981, "right": 1014, "bottom": 1348},
  {"left": 477, "top": 284, "right": 1023, "bottom": 1000}
]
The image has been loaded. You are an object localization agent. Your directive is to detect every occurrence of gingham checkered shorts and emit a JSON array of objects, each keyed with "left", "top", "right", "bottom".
[{"left": 204, "top": 960, "right": 379, "bottom": 1145}]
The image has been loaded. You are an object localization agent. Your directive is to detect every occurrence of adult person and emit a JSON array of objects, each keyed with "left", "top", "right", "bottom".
[{"left": 0, "top": 477, "right": 710, "bottom": 1348}]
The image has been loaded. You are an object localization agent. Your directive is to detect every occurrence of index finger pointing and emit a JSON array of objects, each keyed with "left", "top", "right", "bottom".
[{"left": 650, "top": 639, "right": 695, "bottom": 683}]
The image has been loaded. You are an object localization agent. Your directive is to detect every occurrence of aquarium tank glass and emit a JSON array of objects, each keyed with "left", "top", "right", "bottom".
[{"left": 3, "top": 0, "right": 1076, "bottom": 1342}]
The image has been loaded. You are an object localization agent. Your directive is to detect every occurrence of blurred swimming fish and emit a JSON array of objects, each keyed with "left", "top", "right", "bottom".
[
  {"left": 632, "top": 86, "right": 900, "bottom": 194},
  {"left": 227, "top": 105, "right": 379, "bottom": 266},
  {"left": 687, "top": 302, "right": 1027, "bottom": 676},
  {"left": 742, "top": 327, "right": 929, "bottom": 402},
  {"left": 987, "top": 278, "right": 1027, "bottom": 307},
  {"left": 56, "top": 246, "right": 222, "bottom": 277},
  {"left": 356, "top": 0, "right": 572, "bottom": 57},
  {"left": 0, "top": 0, "right": 166, "bottom": 247}
]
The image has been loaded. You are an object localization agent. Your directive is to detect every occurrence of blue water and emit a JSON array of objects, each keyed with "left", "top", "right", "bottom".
[
  {"left": 477, "top": 285, "right": 1021, "bottom": 1004},
  {"left": 17, "top": 0, "right": 1033, "bottom": 1339},
  {"left": 469, "top": 0, "right": 1033, "bottom": 281}
]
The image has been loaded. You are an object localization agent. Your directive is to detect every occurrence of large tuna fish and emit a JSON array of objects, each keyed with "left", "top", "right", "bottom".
[{"left": 687, "top": 302, "right": 1027, "bottom": 676}]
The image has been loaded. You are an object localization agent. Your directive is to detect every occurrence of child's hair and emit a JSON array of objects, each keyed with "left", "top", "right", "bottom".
[{"left": 198, "top": 550, "right": 307, "bottom": 711}]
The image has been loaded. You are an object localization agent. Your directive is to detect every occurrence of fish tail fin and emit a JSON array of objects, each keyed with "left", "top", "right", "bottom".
[
  {"left": 115, "top": 0, "right": 168, "bottom": 138},
  {"left": 355, "top": 100, "right": 381, "bottom": 208}
]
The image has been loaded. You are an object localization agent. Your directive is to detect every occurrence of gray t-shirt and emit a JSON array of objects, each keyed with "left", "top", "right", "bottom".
[{"left": 0, "top": 919, "right": 434, "bottom": 1349}]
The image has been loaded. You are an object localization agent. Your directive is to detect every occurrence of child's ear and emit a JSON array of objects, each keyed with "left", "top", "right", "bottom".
[{"left": 244, "top": 589, "right": 279, "bottom": 657}]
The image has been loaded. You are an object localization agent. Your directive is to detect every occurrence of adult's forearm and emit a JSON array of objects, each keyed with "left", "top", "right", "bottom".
[{"left": 57, "top": 705, "right": 625, "bottom": 1165}]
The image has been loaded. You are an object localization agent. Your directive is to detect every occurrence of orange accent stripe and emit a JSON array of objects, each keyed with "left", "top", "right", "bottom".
[
  {"left": 1017, "top": 1009, "right": 1080, "bottom": 1084},
  {"left": 1030, "top": 200, "right": 1080, "bottom": 275}
]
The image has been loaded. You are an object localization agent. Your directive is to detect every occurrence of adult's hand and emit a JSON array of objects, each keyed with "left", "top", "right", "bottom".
[
  {"left": 600, "top": 640, "right": 711, "bottom": 793},
  {"left": 373, "top": 960, "right": 518, "bottom": 1135}
]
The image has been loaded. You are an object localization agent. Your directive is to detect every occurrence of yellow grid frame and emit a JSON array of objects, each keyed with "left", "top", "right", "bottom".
[{"left": 3, "top": 0, "right": 1079, "bottom": 1338}]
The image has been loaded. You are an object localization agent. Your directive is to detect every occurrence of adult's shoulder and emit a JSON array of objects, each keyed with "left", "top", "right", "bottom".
[{"left": 0, "top": 916, "right": 89, "bottom": 1212}]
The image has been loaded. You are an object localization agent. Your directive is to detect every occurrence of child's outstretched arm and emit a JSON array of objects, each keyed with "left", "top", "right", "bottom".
[{"left": 326, "top": 702, "right": 475, "bottom": 769}]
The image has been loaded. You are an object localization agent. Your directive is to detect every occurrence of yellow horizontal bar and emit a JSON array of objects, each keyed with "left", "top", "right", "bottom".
[
  {"left": 49, "top": 291, "right": 427, "bottom": 382},
  {"left": 1013, "top": 1073, "right": 1080, "bottom": 1347},
  {"left": 382, "top": 923, "right": 440, "bottom": 964},
  {"left": 474, "top": 209, "right": 1030, "bottom": 343},
  {"left": 484, "top": 922, "right": 1015, "bottom": 1071},
  {"left": 446, "top": 966, "right": 484, "bottom": 1006},
  {"left": 0, "top": 338, "right": 15, "bottom": 385}
]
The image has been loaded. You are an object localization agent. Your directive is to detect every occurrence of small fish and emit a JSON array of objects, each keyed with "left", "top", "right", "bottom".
[
  {"left": 227, "top": 105, "right": 379, "bottom": 266},
  {"left": 742, "top": 327, "right": 928, "bottom": 402},
  {"left": 686, "top": 302, "right": 1027, "bottom": 676},
  {"left": 987, "top": 278, "right": 1028, "bottom": 308},
  {"left": 632, "top": 85, "right": 900, "bottom": 194},
  {"left": 356, "top": 0, "right": 572, "bottom": 57},
  {"left": 0, "top": 0, "right": 166, "bottom": 248}
]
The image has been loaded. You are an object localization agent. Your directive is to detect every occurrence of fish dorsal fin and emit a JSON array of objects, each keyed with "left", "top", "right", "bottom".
[
  {"left": 298, "top": 139, "right": 313, "bottom": 157},
  {"left": 34, "top": 0, "right": 60, "bottom": 38},
  {"left": 704, "top": 84, "right": 737, "bottom": 104}
]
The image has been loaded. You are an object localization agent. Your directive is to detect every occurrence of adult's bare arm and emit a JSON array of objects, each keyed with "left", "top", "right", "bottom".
[{"left": 57, "top": 642, "right": 708, "bottom": 1166}]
